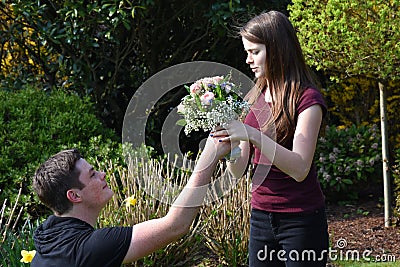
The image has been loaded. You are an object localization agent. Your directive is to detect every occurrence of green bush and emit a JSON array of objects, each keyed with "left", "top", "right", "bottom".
[
  {"left": 315, "top": 124, "right": 382, "bottom": 201},
  {"left": 0, "top": 87, "right": 121, "bottom": 219},
  {"left": 392, "top": 148, "right": 400, "bottom": 225}
]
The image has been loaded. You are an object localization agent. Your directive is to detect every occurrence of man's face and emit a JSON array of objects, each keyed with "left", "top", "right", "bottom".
[{"left": 75, "top": 158, "right": 113, "bottom": 210}]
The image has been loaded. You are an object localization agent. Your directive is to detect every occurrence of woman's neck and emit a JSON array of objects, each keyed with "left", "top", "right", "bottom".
[{"left": 264, "top": 87, "right": 272, "bottom": 103}]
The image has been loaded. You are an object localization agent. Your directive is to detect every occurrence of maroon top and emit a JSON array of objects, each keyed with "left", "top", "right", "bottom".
[{"left": 244, "top": 88, "right": 327, "bottom": 213}]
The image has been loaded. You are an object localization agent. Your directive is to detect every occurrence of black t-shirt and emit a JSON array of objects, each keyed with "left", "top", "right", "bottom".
[{"left": 32, "top": 215, "right": 132, "bottom": 267}]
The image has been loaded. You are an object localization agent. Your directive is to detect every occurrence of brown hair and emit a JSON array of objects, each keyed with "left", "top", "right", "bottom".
[
  {"left": 33, "top": 149, "right": 84, "bottom": 215},
  {"left": 240, "top": 11, "right": 316, "bottom": 144}
]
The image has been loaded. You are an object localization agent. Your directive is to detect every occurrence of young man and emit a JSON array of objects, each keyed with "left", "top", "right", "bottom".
[{"left": 31, "top": 137, "right": 234, "bottom": 266}]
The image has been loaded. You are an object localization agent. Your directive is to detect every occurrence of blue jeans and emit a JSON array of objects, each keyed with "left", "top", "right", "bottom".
[{"left": 249, "top": 208, "right": 329, "bottom": 267}]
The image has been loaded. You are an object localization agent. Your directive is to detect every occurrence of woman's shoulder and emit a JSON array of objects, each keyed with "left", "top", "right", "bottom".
[
  {"left": 301, "top": 87, "right": 323, "bottom": 97},
  {"left": 298, "top": 87, "right": 327, "bottom": 116}
]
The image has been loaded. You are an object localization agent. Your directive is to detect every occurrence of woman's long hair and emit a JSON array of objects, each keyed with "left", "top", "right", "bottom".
[{"left": 240, "top": 11, "right": 316, "bottom": 145}]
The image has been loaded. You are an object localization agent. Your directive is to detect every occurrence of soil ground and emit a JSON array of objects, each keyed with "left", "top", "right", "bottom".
[{"left": 326, "top": 199, "right": 399, "bottom": 265}]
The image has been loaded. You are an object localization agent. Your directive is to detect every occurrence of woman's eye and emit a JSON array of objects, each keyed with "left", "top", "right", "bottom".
[{"left": 252, "top": 51, "right": 259, "bottom": 55}]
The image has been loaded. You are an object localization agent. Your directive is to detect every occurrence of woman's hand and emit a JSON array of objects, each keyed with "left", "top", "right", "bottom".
[{"left": 211, "top": 120, "right": 252, "bottom": 143}]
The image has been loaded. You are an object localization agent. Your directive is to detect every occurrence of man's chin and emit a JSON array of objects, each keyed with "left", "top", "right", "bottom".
[{"left": 105, "top": 190, "right": 114, "bottom": 202}]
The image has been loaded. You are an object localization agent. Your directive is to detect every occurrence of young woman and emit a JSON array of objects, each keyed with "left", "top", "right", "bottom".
[{"left": 212, "top": 11, "right": 329, "bottom": 266}]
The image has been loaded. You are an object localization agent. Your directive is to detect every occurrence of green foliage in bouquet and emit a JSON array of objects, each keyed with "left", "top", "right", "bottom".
[{"left": 315, "top": 124, "right": 382, "bottom": 201}]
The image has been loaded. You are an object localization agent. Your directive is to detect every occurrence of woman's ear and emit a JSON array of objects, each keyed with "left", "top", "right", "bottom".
[{"left": 66, "top": 189, "right": 82, "bottom": 203}]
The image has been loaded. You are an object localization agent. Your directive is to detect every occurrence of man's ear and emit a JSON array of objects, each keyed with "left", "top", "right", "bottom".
[{"left": 66, "top": 189, "right": 82, "bottom": 203}]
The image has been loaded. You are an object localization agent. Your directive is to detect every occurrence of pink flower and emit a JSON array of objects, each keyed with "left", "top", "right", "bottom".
[
  {"left": 190, "top": 83, "right": 201, "bottom": 95},
  {"left": 212, "top": 76, "right": 223, "bottom": 84},
  {"left": 200, "top": 91, "right": 215, "bottom": 105},
  {"left": 200, "top": 78, "right": 213, "bottom": 89}
]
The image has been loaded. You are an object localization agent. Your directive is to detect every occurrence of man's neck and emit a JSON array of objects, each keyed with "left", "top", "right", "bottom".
[{"left": 60, "top": 207, "right": 100, "bottom": 227}]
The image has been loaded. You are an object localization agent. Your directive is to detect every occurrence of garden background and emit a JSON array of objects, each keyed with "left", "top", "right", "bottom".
[{"left": 1, "top": 0, "right": 400, "bottom": 266}]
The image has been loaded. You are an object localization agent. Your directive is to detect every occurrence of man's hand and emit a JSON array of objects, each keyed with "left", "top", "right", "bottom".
[{"left": 201, "top": 135, "right": 239, "bottom": 164}]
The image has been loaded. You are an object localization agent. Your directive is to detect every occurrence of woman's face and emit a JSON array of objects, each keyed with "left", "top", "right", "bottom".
[{"left": 242, "top": 37, "right": 266, "bottom": 79}]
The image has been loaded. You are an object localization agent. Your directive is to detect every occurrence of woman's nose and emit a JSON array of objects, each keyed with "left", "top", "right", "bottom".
[{"left": 246, "top": 54, "right": 253, "bottom": 64}]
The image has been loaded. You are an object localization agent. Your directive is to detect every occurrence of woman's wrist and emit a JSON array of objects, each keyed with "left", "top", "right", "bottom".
[{"left": 246, "top": 124, "right": 258, "bottom": 145}]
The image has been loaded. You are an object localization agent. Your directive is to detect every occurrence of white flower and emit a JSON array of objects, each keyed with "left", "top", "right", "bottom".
[
  {"left": 177, "top": 103, "right": 185, "bottom": 113},
  {"left": 224, "top": 83, "right": 232, "bottom": 93}
]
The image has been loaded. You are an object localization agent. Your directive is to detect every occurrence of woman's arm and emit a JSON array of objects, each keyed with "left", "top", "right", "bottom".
[{"left": 215, "top": 104, "right": 323, "bottom": 182}]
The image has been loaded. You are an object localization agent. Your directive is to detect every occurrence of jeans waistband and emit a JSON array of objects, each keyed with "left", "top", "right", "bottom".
[{"left": 252, "top": 206, "right": 326, "bottom": 218}]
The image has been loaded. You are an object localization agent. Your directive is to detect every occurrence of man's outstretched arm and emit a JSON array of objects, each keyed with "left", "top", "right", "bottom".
[{"left": 123, "top": 137, "right": 233, "bottom": 263}]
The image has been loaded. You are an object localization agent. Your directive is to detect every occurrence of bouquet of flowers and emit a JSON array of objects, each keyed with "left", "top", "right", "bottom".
[{"left": 176, "top": 74, "right": 250, "bottom": 160}]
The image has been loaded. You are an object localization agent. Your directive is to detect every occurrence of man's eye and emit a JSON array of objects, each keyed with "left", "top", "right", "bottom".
[{"left": 91, "top": 172, "right": 96, "bottom": 177}]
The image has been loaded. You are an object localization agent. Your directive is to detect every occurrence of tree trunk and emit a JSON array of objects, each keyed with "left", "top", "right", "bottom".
[{"left": 378, "top": 81, "right": 391, "bottom": 227}]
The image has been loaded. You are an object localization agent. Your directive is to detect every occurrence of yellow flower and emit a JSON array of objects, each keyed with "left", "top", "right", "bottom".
[
  {"left": 124, "top": 196, "right": 137, "bottom": 209},
  {"left": 20, "top": 250, "right": 36, "bottom": 263}
]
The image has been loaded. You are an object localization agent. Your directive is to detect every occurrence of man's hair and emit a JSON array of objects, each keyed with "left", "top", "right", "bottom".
[{"left": 33, "top": 149, "right": 85, "bottom": 215}]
